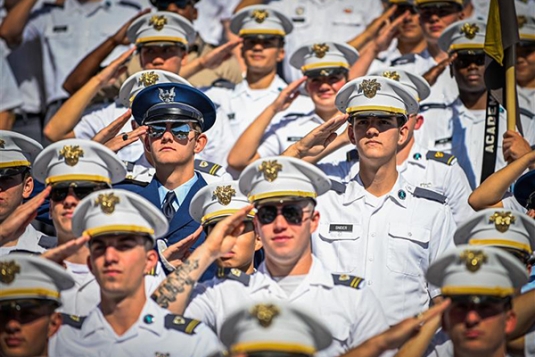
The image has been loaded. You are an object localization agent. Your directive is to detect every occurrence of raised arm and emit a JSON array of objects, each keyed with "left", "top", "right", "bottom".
[
  {"left": 62, "top": 9, "right": 149, "bottom": 94},
  {"left": 151, "top": 205, "right": 252, "bottom": 314},
  {"left": 43, "top": 47, "right": 135, "bottom": 142},
  {"left": 227, "top": 77, "right": 306, "bottom": 171},
  {"left": 468, "top": 149, "right": 535, "bottom": 211},
  {"left": 179, "top": 38, "right": 242, "bottom": 79},
  {"left": 0, "top": 0, "right": 38, "bottom": 47},
  {"left": 346, "top": 5, "right": 399, "bottom": 51}
]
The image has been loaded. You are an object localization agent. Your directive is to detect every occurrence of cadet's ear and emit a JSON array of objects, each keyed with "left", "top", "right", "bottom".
[
  {"left": 348, "top": 123, "right": 357, "bottom": 145},
  {"left": 22, "top": 175, "right": 34, "bottom": 199},
  {"left": 48, "top": 312, "right": 62, "bottom": 338},
  {"left": 194, "top": 133, "right": 207, "bottom": 153}
]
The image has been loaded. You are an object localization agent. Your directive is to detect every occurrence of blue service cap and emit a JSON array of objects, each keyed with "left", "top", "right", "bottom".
[
  {"left": 514, "top": 170, "right": 535, "bottom": 209},
  {"left": 131, "top": 83, "right": 216, "bottom": 132}
]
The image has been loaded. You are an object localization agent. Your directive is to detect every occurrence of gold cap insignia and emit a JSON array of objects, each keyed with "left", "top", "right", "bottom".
[
  {"left": 489, "top": 211, "right": 516, "bottom": 233},
  {"left": 149, "top": 15, "right": 167, "bottom": 31},
  {"left": 95, "top": 193, "right": 120, "bottom": 215},
  {"left": 460, "top": 249, "right": 488, "bottom": 272},
  {"left": 250, "top": 303, "right": 280, "bottom": 328},
  {"left": 213, "top": 185, "right": 236, "bottom": 206},
  {"left": 312, "top": 43, "right": 329, "bottom": 58},
  {"left": 0, "top": 139, "right": 5, "bottom": 148},
  {"left": 139, "top": 71, "right": 160, "bottom": 87},
  {"left": 0, "top": 261, "right": 21, "bottom": 284},
  {"left": 460, "top": 23, "right": 480, "bottom": 40},
  {"left": 251, "top": 9, "right": 268, "bottom": 23},
  {"left": 173, "top": 316, "right": 186, "bottom": 325},
  {"left": 518, "top": 16, "right": 527, "bottom": 28},
  {"left": 382, "top": 70, "right": 400, "bottom": 81},
  {"left": 359, "top": 79, "right": 381, "bottom": 99},
  {"left": 59, "top": 145, "right": 84, "bottom": 166},
  {"left": 258, "top": 160, "right": 282, "bottom": 182}
]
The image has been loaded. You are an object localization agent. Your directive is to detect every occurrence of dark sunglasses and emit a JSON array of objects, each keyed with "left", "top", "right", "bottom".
[
  {"left": 256, "top": 204, "right": 311, "bottom": 225},
  {"left": 0, "top": 300, "right": 56, "bottom": 324},
  {"left": 0, "top": 166, "right": 29, "bottom": 179},
  {"left": 391, "top": 4, "right": 418, "bottom": 20},
  {"left": 418, "top": 4, "right": 460, "bottom": 20},
  {"left": 148, "top": 123, "right": 195, "bottom": 140},
  {"left": 453, "top": 53, "right": 486, "bottom": 68},
  {"left": 50, "top": 183, "right": 104, "bottom": 201},
  {"left": 204, "top": 220, "right": 255, "bottom": 235}
]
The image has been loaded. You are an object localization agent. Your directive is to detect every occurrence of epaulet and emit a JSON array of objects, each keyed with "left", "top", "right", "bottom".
[
  {"left": 210, "top": 78, "right": 236, "bottom": 90},
  {"left": 37, "top": 235, "right": 57, "bottom": 249},
  {"left": 118, "top": 0, "right": 141, "bottom": 9},
  {"left": 419, "top": 103, "right": 448, "bottom": 112},
  {"left": 390, "top": 53, "right": 416, "bottom": 66},
  {"left": 426, "top": 151, "right": 456, "bottom": 165},
  {"left": 164, "top": 314, "right": 202, "bottom": 335},
  {"left": 519, "top": 107, "right": 535, "bottom": 119},
  {"left": 329, "top": 179, "right": 346, "bottom": 194},
  {"left": 281, "top": 112, "right": 307, "bottom": 119},
  {"left": 332, "top": 274, "right": 365, "bottom": 289},
  {"left": 346, "top": 149, "right": 359, "bottom": 162},
  {"left": 216, "top": 267, "right": 250, "bottom": 286},
  {"left": 194, "top": 159, "right": 222, "bottom": 176},
  {"left": 60, "top": 314, "right": 86, "bottom": 329},
  {"left": 146, "top": 266, "right": 157, "bottom": 276},
  {"left": 413, "top": 187, "right": 447, "bottom": 204}
]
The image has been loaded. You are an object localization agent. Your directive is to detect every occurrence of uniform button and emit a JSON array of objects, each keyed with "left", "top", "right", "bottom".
[
  {"left": 368, "top": 256, "right": 373, "bottom": 261},
  {"left": 408, "top": 232, "right": 412, "bottom": 237},
  {"left": 368, "top": 280, "right": 372, "bottom": 285},
  {"left": 371, "top": 232, "right": 376, "bottom": 237}
]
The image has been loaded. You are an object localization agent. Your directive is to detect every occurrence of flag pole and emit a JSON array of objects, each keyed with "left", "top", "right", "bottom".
[{"left": 504, "top": 46, "right": 518, "bottom": 131}]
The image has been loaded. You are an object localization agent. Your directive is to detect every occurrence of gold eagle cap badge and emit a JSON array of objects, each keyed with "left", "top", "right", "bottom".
[
  {"left": 149, "top": 15, "right": 167, "bottom": 31},
  {"left": 139, "top": 71, "right": 160, "bottom": 87},
  {"left": 382, "top": 70, "right": 400, "bottom": 81},
  {"left": 250, "top": 303, "right": 280, "bottom": 328},
  {"left": 59, "top": 145, "right": 84, "bottom": 166},
  {"left": 460, "top": 23, "right": 479, "bottom": 39},
  {"left": 0, "top": 261, "right": 21, "bottom": 284},
  {"left": 460, "top": 250, "right": 488, "bottom": 272},
  {"left": 258, "top": 160, "right": 282, "bottom": 182},
  {"left": 251, "top": 9, "right": 268, "bottom": 23},
  {"left": 359, "top": 79, "right": 381, "bottom": 99},
  {"left": 95, "top": 193, "right": 120, "bottom": 215},
  {"left": 489, "top": 211, "right": 515, "bottom": 233},
  {"left": 213, "top": 185, "right": 236, "bottom": 206},
  {"left": 311, "top": 43, "right": 329, "bottom": 58},
  {"left": 0, "top": 139, "right": 5, "bottom": 148}
]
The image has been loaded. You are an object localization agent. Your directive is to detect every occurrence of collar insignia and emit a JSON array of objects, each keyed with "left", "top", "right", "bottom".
[
  {"left": 258, "top": 160, "right": 282, "bottom": 182},
  {"left": 250, "top": 303, "right": 280, "bottom": 328},
  {"left": 460, "top": 250, "right": 488, "bottom": 272},
  {"left": 0, "top": 261, "right": 20, "bottom": 284},
  {"left": 213, "top": 185, "right": 236, "bottom": 206},
  {"left": 460, "top": 23, "right": 479, "bottom": 39},
  {"left": 59, "top": 145, "right": 84, "bottom": 166},
  {"left": 489, "top": 211, "right": 515, "bottom": 233},
  {"left": 95, "top": 193, "right": 120, "bottom": 215},
  {"left": 359, "top": 79, "right": 381, "bottom": 98},
  {"left": 312, "top": 43, "right": 329, "bottom": 58},
  {"left": 139, "top": 71, "right": 160, "bottom": 87},
  {"left": 149, "top": 15, "right": 167, "bottom": 31}
]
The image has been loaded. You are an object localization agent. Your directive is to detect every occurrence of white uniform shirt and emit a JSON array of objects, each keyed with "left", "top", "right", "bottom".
[
  {"left": 0, "top": 47, "right": 23, "bottom": 112},
  {"left": 502, "top": 195, "right": 528, "bottom": 213},
  {"left": 0, "top": 225, "right": 55, "bottom": 256},
  {"left": 258, "top": 111, "right": 349, "bottom": 165},
  {"left": 49, "top": 298, "right": 221, "bottom": 357},
  {"left": 314, "top": 174, "right": 456, "bottom": 325},
  {"left": 200, "top": 75, "right": 313, "bottom": 166},
  {"left": 21, "top": 0, "right": 139, "bottom": 105},
  {"left": 59, "top": 261, "right": 166, "bottom": 316},
  {"left": 185, "top": 256, "right": 391, "bottom": 357},
  {"left": 268, "top": 0, "right": 383, "bottom": 82},
  {"left": 193, "top": 0, "right": 240, "bottom": 45}
]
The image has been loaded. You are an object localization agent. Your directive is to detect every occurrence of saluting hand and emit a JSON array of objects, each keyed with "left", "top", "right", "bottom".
[
  {"left": 42, "top": 235, "right": 90, "bottom": 266},
  {"left": 198, "top": 38, "right": 243, "bottom": 70},
  {"left": 161, "top": 227, "right": 203, "bottom": 269},
  {"left": 423, "top": 53, "right": 457, "bottom": 86},
  {"left": 271, "top": 77, "right": 307, "bottom": 114},
  {"left": 110, "top": 8, "right": 151, "bottom": 46}
]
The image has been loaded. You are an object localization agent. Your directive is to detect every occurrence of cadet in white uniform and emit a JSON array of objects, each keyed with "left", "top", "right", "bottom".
[
  {"left": 0, "top": 254, "right": 74, "bottom": 357},
  {"left": 33, "top": 139, "right": 165, "bottom": 316},
  {"left": 313, "top": 75, "right": 456, "bottom": 325},
  {"left": 151, "top": 157, "right": 391, "bottom": 357},
  {"left": 49, "top": 189, "right": 221, "bottom": 356},
  {"left": 425, "top": 245, "right": 528, "bottom": 357},
  {"left": 201, "top": 5, "right": 313, "bottom": 169},
  {"left": 0, "top": 131, "right": 55, "bottom": 256}
]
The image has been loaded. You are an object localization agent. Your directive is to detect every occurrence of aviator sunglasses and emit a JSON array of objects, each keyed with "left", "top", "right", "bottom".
[
  {"left": 50, "top": 183, "right": 105, "bottom": 201},
  {"left": 148, "top": 123, "right": 196, "bottom": 141},
  {"left": 256, "top": 203, "right": 311, "bottom": 225}
]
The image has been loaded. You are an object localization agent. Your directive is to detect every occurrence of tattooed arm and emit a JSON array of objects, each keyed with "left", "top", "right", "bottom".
[{"left": 152, "top": 205, "right": 253, "bottom": 314}]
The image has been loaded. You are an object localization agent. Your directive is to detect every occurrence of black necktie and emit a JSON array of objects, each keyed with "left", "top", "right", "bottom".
[{"left": 162, "top": 191, "right": 177, "bottom": 221}]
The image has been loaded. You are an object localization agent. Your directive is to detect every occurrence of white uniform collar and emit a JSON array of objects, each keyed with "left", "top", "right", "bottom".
[
  {"left": 231, "top": 75, "right": 287, "bottom": 99},
  {"left": 344, "top": 173, "right": 409, "bottom": 208}
]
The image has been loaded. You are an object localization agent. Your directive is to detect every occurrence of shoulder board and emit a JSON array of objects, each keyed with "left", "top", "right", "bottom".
[
  {"left": 164, "top": 314, "right": 201, "bottom": 335},
  {"left": 281, "top": 112, "right": 307, "bottom": 119},
  {"left": 519, "top": 107, "right": 535, "bottom": 119},
  {"left": 194, "top": 159, "right": 222, "bottom": 176},
  {"left": 332, "top": 274, "right": 365, "bottom": 289},
  {"left": 413, "top": 187, "right": 446, "bottom": 204},
  {"left": 329, "top": 179, "right": 346, "bottom": 194},
  {"left": 146, "top": 266, "right": 157, "bottom": 276},
  {"left": 426, "top": 151, "right": 456, "bottom": 165},
  {"left": 346, "top": 149, "right": 359, "bottom": 162},
  {"left": 38, "top": 235, "right": 57, "bottom": 249},
  {"left": 390, "top": 53, "right": 416, "bottom": 66},
  {"left": 118, "top": 0, "right": 141, "bottom": 9},
  {"left": 216, "top": 267, "right": 250, "bottom": 286},
  {"left": 210, "top": 78, "right": 236, "bottom": 90},
  {"left": 60, "top": 314, "right": 86, "bottom": 329},
  {"left": 419, "top": 103, "right": 448, "bottom": 112}
]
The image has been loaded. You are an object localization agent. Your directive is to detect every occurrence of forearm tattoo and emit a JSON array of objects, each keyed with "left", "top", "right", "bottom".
[{"left": 152, "top": 258, "right": 200, "bottom": 309}]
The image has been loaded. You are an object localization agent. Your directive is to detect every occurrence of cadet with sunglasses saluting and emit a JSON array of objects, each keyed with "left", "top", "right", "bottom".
[{"left": 152, "top": 156, "right": 391, "bottom": 357}]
